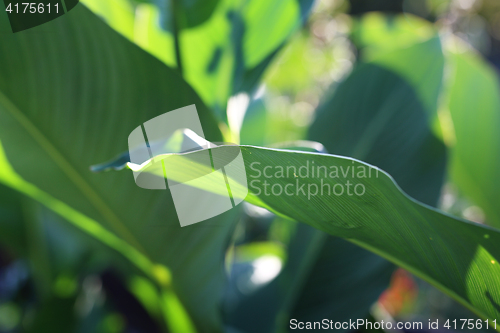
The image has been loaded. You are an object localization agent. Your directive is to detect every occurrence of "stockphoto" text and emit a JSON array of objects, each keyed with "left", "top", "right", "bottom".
[
  {"left": 290, "top": 318, "right": 423, "bottom": 331},
  {"left": 248, "top": 160, "right": 379, "bottom": 200}
]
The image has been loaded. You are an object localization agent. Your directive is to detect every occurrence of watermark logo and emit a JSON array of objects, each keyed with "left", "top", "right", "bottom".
[
  {"left": 2, "top": 0, "right": 79, "bottom": 33},
  {"left": 128, "top": 105, "right": 248, "bottom": 227},
  {"left": 249, "top": 160, "right": 379, "bottom": 200}
]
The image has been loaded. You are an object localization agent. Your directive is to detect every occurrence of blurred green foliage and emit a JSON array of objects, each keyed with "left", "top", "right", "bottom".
[{"left": 0, "top": 0, "right": 500, "bottom": 332}]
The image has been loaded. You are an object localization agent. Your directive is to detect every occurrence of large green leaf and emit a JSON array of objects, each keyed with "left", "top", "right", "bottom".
[
  {"left": 132, "top": 142, "right": 500, "bottom": 323},
  {"left": 0, "top": 5, "right": 238, "bottom": 332},
  {"left": 443, "top": 47, "right": 500, "bottom": 227}
]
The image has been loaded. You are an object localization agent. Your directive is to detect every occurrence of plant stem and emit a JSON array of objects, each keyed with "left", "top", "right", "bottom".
[{"left": 171, "top": 0, "right": 183, "bottom": 76}]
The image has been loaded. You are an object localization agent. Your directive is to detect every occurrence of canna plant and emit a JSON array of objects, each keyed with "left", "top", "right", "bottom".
[{"left": 0, "top": 0, "right": 499, "bottom": 332}]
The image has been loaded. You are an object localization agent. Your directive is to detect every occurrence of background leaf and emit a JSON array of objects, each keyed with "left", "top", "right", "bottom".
[
  {"left": 80, "top": 0, "right": 315, "bottom": 119},
  {"left": 443, "top": 46, "right": 500, "bottom": 228}
]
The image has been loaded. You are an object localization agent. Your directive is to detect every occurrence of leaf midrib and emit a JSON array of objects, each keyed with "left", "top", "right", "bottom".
[{"left": 0, "top": 90, "right": 148, "bottom": 258}]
